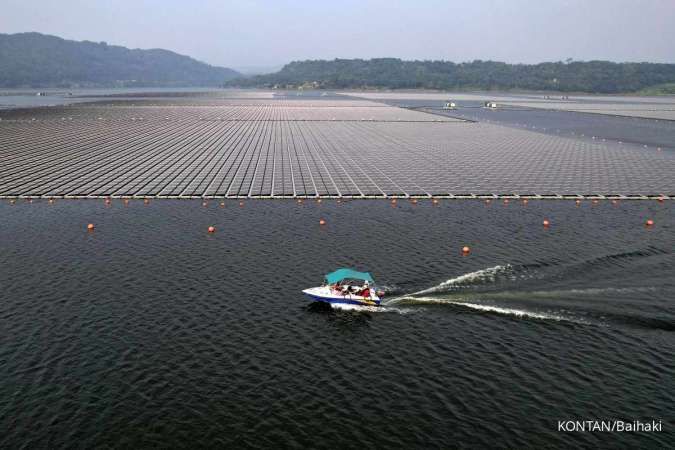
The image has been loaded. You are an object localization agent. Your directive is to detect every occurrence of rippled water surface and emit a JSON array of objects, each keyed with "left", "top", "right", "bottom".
[{"left": 0, "top": 199, "right": 673, "bottom": 448}]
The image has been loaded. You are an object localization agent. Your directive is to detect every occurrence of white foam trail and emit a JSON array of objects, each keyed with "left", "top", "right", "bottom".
[
  {"left": 469, "top": 286, "right": 657, "bottom": 301},
  {"left": 450, "top": 301, "right": 566, "bottom": 321},
  {"left": 397, "top": 265, "right": 512, "bottom": 299},
  {"left": 393, "top": 296, "right": 572, "bottom": 322}
]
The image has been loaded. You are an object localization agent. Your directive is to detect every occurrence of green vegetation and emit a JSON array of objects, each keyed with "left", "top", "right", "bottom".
[
  {"left": 228, "top": 58, "right": 675, "bottom": 94},
  {"left": 0, "top": 32, "right": 239, "bottom": 88},
  {"left": 636, "top": 83, "right": 675, "bottom": 95}
]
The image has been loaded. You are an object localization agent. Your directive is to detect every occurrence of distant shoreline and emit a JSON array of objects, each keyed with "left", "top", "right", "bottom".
[{"left": 335, "top": 87, "right": 675, "bottom": 98}]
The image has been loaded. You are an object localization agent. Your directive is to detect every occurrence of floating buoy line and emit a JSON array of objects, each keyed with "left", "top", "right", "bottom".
[
  {"left": 1, "top": 194, "right": 671, "bottom": 201},
  {"left": 2, "top": 195, "right": 669, "bottom": 241}
]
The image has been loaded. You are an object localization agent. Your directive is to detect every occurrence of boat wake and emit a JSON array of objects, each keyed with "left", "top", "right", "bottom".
[
  {"left": 390, "top": 295, "right": 577, "bottom": 322},
  {"left": 409, "top": 264, "right": 516, "bottom": 296},
  {"left": 384, "top": 264, "right": 589, "bottom": 323},
  {"left": 329, "top": 251, "right": 669, "bottom": 325}
]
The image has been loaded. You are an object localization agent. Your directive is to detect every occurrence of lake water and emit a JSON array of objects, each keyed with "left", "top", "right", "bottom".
[
  {"left": 0, "top": 88, "right": 222, "bottom": 110},
  {"left": 0, "top": 199, "right": 672, "bottom": 448}
]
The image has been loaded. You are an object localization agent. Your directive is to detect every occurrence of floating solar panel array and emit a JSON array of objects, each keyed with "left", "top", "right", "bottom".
[{"left": 0, "top": 94, "right": 673, "bottom": 198}]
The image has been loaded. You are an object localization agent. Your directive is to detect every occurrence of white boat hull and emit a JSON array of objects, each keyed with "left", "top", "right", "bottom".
[{"left": 302, "top": 286, "right": 381, "bottom": 306}]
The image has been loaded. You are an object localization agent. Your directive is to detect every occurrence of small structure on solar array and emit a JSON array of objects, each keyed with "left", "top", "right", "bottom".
[
  {"left": 484, "top": 101, "right": 498, "bottom": 109},
  {"left": 443, "top": 101, "right": 457, "bottom": 110}
]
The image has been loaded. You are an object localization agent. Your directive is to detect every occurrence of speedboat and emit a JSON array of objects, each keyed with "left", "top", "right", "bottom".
[{"left": 303, "top": 268, "right": 383, "bottom": 306}]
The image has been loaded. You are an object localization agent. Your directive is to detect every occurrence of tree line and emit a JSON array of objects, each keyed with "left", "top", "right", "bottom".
[{"left": 228, "top": 58, "right": 675, "bottom": 94}]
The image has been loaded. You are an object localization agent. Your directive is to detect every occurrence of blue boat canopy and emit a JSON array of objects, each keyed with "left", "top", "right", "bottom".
[{"left": 325, "top": 268, "right": 374, "bottom": 284}]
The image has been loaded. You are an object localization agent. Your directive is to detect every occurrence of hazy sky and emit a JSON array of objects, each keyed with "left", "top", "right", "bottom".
[{"left": 2, "top": 0, "right": 674, "bottom": 71}]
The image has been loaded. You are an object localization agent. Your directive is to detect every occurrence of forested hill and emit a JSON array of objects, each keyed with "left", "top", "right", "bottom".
[
  {"left": 228, "top": 58, "right": 675, "bottom": 94},
  {"left": 0, "top": 32, "right": 240, "bottom": 88}
]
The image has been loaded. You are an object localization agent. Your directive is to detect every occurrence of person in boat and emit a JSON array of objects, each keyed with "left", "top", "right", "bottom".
[
  {"left": 331, "top": 281, "right": 351, "bottom": 296},
  {"left": 327, "top": 275, "right": 372, "bottom": 297},
  {"left": 359, "top": 281, "right": 371, "bottom": 298}
]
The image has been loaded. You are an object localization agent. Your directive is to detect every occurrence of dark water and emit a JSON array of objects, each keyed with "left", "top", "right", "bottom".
[
  {"left": 379, "top": 98, "right": 675, "bottom": 152},
  {"left": 0, "top": 199, "right": 673, "bottom": 448}
]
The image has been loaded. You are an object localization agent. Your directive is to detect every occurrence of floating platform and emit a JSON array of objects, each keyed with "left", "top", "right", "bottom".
[{"left": 1, "top": 94, "right": 673, "bottom": 199}]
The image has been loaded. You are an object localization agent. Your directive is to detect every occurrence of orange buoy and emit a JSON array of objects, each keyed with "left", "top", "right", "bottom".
[
  {"left": 28, "top": 199, "right": 33, "bottom": 204},
  {"left": 646, "top": 219, "right": 654, "bottom": 227},
  {"left": 208, "top": 226, "right": 216, "bottom": 233},
  {"left": 336, "top": 199, "right": 342, "bottom": 204},
  {"left": 485, "top": 199, "right": 491, "bottom": 205},
  {"left": 87, "top": 223, "right": 95, "bottom": 231},
  {"left": 48, "top": 199, "right": 54, "bottom": 204},
  {"left": 657, "top": 197, "right": 664, "bottom": 203},
  {"left": 202, "top": 201, "right": 208, "bottom": 207},
  {"left": 123, "top": 199, "right": 129, "bottom": 206},
  {"left": 575, "top": 199, "right": 581, "bottom": 206},
  {"left": 219, "top": 202, "right": 225, "bottom": 207},
  {"left": 316, "top": 198, "right": 322, "bottom": 204},
  {"left": 462, "top": 246, "right": 471, "bottom": 255},
  {"left": 319, "top": 218, "right": 326, "bottom": 226},
  {"left": 522, "top": 199, "right": 529, "bottom": 205},
  {"left": 611, "top": 199, "right": 619, "bottom": 206},
  {"left": 411, "top": 198, "right": 418, "bottom": 205},
  {"left": 239, "top": 201, "right": 244, "bottom": 207},
  {"left": 543, "top": 219, "right": 550, "bottom": 228},
  {"left": 592, "top": 199, "right": 599, "bottom": 205},
  {"left": 503, "top": 199, "right": 510, "bottom": 205},
  {"left": 144, "top": 199, "right": 150, "bottom": 205},
  {"left": 297, "top": 199, "right": 303, "bottom": 204},
  {"left": 432, "top": 198, "right": 439, "bottom": 205},
  {"left": 391, "top": 198, "right": 397, "bottom": 205},
  {"left": 10, "top": 199, "right": 16, "bottom": 205}
]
